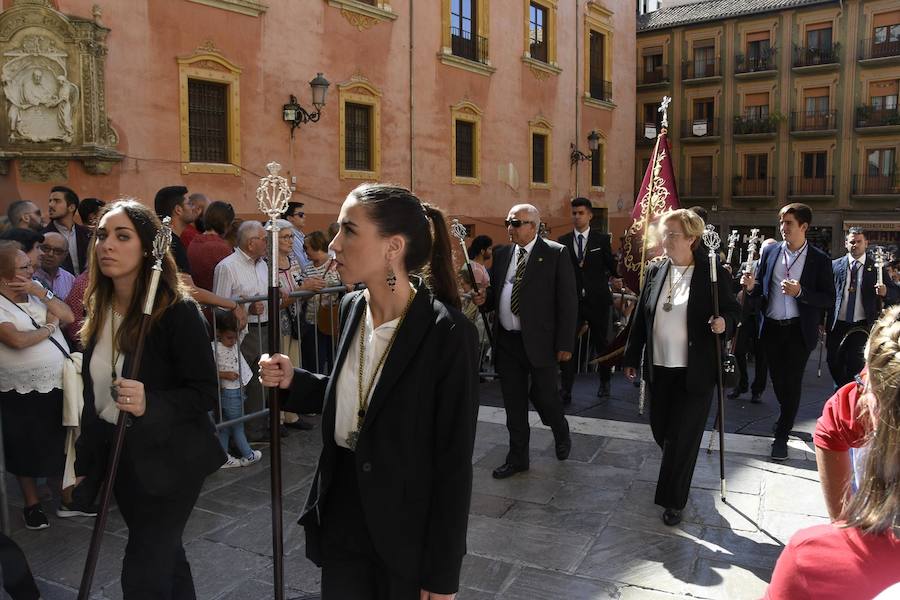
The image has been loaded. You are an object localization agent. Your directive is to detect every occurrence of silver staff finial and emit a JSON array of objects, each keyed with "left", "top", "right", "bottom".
[
  {"left": 257, "top": 161, "right": 292, "bottom": 221},
  {"left": 659, "top": 96, "right": 671, "bottom": 129},
  {"left": 702, "top": 223, "right": 720, "bottom": 252},
  {"left": 450, "top": 219, "right": 468, "bottom": 243},
  {"left": 152, "top": 217, "right": 173, "bottom": 270}
]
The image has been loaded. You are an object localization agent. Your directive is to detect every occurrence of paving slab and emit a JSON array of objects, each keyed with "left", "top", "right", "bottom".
[
  {"left": 467, "top": 514, "right": 594, "bottom": 572},
  {"left": 497, "top": 567, "right": 620, "bottom": 599}
]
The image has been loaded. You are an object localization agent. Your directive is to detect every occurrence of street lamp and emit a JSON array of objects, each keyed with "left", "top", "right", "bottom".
[
  {"left": 570, "top": 130, "right": 601, "bottom": 166},
  {"left": 283, "top": 72, "right": 331, "bottom": 138}
]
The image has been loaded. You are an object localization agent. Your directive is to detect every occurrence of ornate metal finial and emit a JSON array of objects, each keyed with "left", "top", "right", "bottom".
[
  {"left": 450, "top": 219, "right": 468, "bottom": 243},
  {"left": 256, "top": 161, "right": 292, "bottom": 221},
  {"left": 152, "top": 217, "right": 173, "bottom": 270},
  {"left": 702, "top": 223, "right": 720, "bottom": 252},
  {"left": 659, "top": 96, "right": 671, "bottom": 129}
]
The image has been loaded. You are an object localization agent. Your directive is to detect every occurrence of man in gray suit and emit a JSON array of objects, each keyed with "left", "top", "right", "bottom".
[{"left": 474, "top": 204, "right": 578, "bottom": 479}]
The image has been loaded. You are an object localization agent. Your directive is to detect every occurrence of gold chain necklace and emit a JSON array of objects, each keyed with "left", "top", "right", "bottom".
[
  {"left": 663, "top": 261, "right": 694, "bottom": 312},
  {"left": 346, "top": 289, "right": 416, "bottom": 451}
]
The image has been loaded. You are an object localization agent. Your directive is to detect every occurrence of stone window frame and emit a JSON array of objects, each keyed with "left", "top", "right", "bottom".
[
  {"left": 186, "top": 0, "right": 268, "bottom": 17},
  {"left": 589, "top": 132, "right": 607, "bottom": 192},
  {"left": 791, "top": 139, "right": 835, "bottom": 185},
  {"left": 177, "top": 51, "right": 242, "bottom": 176},
  {"left": 583, "top": 2, "right": 615, "bottom": 109},
  {"left": 529, "top": 117, "right": 553, "bottom": 189},
  {"left": 451, "top": 101, "right": 482, "bottom": 185},
  {"left": 522, "top": 0, "right": 562, "bottom": 79},
  {"left": 735, "top": 142, "right": 776, "bottom": 180},
  {"left": 339, "top": 78, "right": 382, "bottom": 181},
  {"left": 326, "top": 0, "right": 397, "bottom": 31},
  {"left": 439, "top": 0, "right": 495, "bottom": 76}
]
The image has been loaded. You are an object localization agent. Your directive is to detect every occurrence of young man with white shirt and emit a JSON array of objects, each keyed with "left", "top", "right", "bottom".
[
  {"left": 825, "top": 227, "right": 899, "bottom": 387},
  {"left": 742, "top": 203, "right": 833, "bottom": 460}
]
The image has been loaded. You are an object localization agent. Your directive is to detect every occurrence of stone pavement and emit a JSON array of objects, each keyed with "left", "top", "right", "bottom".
[{"left": 4, "top": 374, "right": 830, "bottom": 600}]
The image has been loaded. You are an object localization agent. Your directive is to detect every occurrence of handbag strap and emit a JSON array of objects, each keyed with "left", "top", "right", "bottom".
[{"left": 0, "top": 292, "right": 71, "bottom": 360}]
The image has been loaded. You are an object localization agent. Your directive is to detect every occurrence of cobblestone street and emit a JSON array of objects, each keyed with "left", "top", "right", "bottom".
[{"left": 5, "top": 360, "right": 832, "bottom": 600}]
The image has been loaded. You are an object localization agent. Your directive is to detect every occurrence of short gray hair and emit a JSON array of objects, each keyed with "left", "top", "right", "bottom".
[
  {"left": 237, "top": 220, "right": 264, "bottom": 247},
  {"left": 275, "top": 219, "right": 293, "bottom": 232}
]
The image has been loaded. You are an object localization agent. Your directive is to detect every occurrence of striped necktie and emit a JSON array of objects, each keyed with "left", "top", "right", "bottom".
[{"left": 510, "top": 247, "right": 527, "bottom": 315}]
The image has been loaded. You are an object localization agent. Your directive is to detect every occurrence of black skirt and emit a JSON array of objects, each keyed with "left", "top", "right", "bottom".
[{"left": 0, "top": 388, "right": 65, "bottom": 477}]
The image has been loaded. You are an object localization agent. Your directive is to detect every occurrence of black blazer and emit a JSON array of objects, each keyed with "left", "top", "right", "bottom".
[
  {"left": 828, "top": 252, "right": 900, "bottom": 329},
  {"left": 41, "top": 222, "right": 92, "bottom": 274},
  {"left": 557, "top": 229, "right": 618, "bottom": 306},
  {"left": 750, "top": 241, "right": 833, "bottom": 352},
  {"left": 282, "top": 284, "right": 479, "bottom": 595},
  {"left": 481, "top": 237, "right": 578, "bottom": 368},
  {"left": 623, "top": 251, "right": 741, "bottom": 395},
  {"left": 75, "top": 299, "right": 225, "bottom": 496}
]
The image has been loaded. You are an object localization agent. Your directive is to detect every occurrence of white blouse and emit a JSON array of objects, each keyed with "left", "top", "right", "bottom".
[
  {"left": 212, "top": 340, "right": 252, "bottom": 390},
  {"left": 652, "top": 264, "right": 693, "bottom": 369},
  {"left": 333, "top": 291, "right": 402, "bottom": 450},
  {"left": 0, "top": 294, "right": 70, "bottom": 393},
  {"left": 89, "top": 309, "right": 126, "bottom": 424}
]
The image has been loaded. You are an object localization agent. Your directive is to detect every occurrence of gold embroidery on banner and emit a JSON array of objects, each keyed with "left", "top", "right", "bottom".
[{"left": 623, "top": 146, "right": 673, "bottom": 279}]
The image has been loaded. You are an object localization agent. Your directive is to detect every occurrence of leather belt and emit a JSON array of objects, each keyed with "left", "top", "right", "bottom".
[{"left": 768, "top": 317, "right": 799, "bottom": 327}]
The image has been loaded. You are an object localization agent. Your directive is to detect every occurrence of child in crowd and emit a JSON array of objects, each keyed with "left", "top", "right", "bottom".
[{"left": 212, "top": 309, "right": 261, "bottom": 468}]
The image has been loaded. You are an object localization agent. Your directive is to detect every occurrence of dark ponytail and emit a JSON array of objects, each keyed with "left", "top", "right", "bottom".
[{"left": 351, "top": 183, "right": 461, "bottom": 310}]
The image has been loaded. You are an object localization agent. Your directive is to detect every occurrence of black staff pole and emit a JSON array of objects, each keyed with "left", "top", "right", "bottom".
[
  {"left": 78, "top": 218, "right": 173, "bottom": 599},
  {"left": 701, "top": 225, "right": 727, "bottom": 502},
  {"left": 257, "top": 162, "right": 291, "bottom": 600}
]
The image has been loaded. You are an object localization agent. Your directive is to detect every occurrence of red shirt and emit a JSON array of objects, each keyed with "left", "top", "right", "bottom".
[
  {"left": 187, "top": 234, "right": 234, "bottom": 292},
  {"left": 63, "top": 270, "right": 89, "bottom": 350},
  {"left": 814, "top": 372, "right": 870, "bottom": 452},
  {"left": 180, "top": 223, "right": 200, "bottom": 248},
  {"left": 765, "top": 524, "right": 900, "bottom": 600}
]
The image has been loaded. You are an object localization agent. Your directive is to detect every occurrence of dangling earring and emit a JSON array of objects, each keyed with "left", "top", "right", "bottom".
[{"left": 386, "top": 265, "right": 397, "bottom": 292}]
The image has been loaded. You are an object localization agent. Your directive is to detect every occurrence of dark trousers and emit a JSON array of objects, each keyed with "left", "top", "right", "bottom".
[
  {"left": 649, "top": 366, "right": 713, "bottom": 510},
  {"left": 114, "top": 465, "right": 204, "bottom": 600},
  {"left": 560, "top": 301, "right": 611, "bottom": 393},
  {"left": 240, "top": 322, "right": 269, "bottom": 435},
  {"left": 0, "top": 533, "right": 40, "bottom": 600},
  {"left": 320, "top": 448, "right": 419, "bottom": 600},
  {"left": 826, "top": 320, "right": 868, "bottom": 388},
  {"left": 762, "top": 320, "right": 812, "bottom": 441},
  {"left": 496, "top": 328, "right": 569, "bottom": 468},
  {"left": 734, "top": 314, "right": 768, "bottom": 394}
]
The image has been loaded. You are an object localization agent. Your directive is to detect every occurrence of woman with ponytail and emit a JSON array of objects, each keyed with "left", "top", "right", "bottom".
[{"left": 260, "top": 184, "right": 479, "bottom": 599}]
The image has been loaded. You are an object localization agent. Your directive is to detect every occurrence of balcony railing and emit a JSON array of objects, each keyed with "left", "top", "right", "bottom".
[
  {"left": 853, "top": 174, "right": 900, "bottom": 195},
  {"left": 638, "top": 65, "right": 670, "bottom": 85},
  {"left": 590, "top": 78, "right": 612, "bottom": 102},
  {"left": 451, "top": 28, "right": 489, "bottom": 65},
  {"left": 733, "top": 177, "right": 775, "bottom": 197},
  {"left": 855, "top": 106, "right": 900, "bottom": 128},
  {"left": 735, "top": 50, "right": 778, "bottom": 74},
  {"left": 681, "top": 58, "right": 720, "bottom": 80},
  {"left": 679, "top": 177, "right": 719, "bottom": 198},
  {"left": 793, "top": 43, "right": 840, "bottom": 67},
  {"left": 681, "top": 118, "right": 720, "bottom": 138},
  {"left": 791, "top": 110, "right": 838, "bottom": 131},
  {"left": 789, "top": 176, "right": 834, "bottom": 196},
  {"left": 858, "top": 37, "right": 900, "bottom": 61},
  {"left": 733, "top": 115, "right": 778, "bottom": 135}
]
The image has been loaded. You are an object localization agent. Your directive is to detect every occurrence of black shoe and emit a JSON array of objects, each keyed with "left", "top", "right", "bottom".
[
  {"left": 597, "top": 381, "right": 610, "bottom": 398},
  {"left": 23, "top": 504, "right": 49, "bottom": 530},
  {"left": 662, "top": 508, "right": 682, "bottom": 526},
  {"left": 279, "top": 425, "right": 291, "bottom": 438},
  {"left": 750, "top": 393, "right": 762, "bottom": 404},
  {"left": 559, "top": 390, "right": 572, "bottom": 406},
  {"left": 285, "top": 419, "right": 315, "bottom": 431},
  {"left": 727, "top": 388, "right": 746, "bottom": 400},
  {"left": 555, "top": 432, "right": 572, "bottom": 460},
  {"left": 492, "top": 463, "right": 528, "bottom": 479},
  {"left": 771, "top": 438, "right": 789, "bottom": 461},
  {"left": 57, "top": 499, "right": 99, "bottom": 518}
]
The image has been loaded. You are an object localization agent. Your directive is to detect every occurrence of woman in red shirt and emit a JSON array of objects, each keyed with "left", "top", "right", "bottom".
[{"left": 764, "top": 305, "right": 900, "bottom": 600}]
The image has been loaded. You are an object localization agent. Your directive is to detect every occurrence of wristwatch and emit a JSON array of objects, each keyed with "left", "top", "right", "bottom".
[{"left": 44, "top": 289, "right": 55, "bottom": 301}]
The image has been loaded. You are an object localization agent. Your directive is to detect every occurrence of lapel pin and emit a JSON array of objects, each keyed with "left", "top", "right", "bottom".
[{"left": 538, "top": 257, "right": 544, "bottom": 262}]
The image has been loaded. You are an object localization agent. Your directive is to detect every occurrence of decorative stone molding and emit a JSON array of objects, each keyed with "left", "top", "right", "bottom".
[
  {"left": 523, "top": 56, "right": 562, "bottom": 80},
  {"left": 0, "top": 0, "right": 122, "bottom": 175},
  {"left": 187, "top": 0, "right": 268, "bottom": 17},
  {"left": 328, "top": 0, "right": 397, "bottom": 30},
  {"left": 438, "top": 51, "right": 496, "bottom": 77}
]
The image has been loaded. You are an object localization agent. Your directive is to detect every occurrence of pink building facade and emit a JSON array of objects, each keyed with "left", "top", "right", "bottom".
[{"left": 0, "top": 0, "right": 635, "bottom": 246}]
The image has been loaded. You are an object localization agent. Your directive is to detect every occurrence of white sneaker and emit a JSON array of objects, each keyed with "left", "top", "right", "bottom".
[
  {"left": 240, "top": 450, "right": 263, "bottom": 467},
  {"left": 220, "top": 455, "right": 241, "bottom": 469}
]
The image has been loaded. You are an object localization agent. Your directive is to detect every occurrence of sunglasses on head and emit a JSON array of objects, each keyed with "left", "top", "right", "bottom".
[{"left": 505, "top": 219, "right": 532, "bottom": 228}]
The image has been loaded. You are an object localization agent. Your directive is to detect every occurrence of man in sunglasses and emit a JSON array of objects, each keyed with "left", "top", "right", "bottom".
[
  {"left": 557, "top": 197, "right": 619, "bottom": 402},
  {"left": 474, "top": 204, "right": 577, "bottom": 479},
  {"left": 34, "top": 231, "right": 75, "bottom": 300},
  {"left": 283, "top": 201, "right": 311, "bottom": 269}
]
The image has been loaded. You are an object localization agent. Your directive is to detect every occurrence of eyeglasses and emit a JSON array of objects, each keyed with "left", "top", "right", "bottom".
[
  {"left": 39, "top": 245, "right": 67, "bottom": 255},
  {"left": 290, "top": 211, "right": 305, "bottom": 218},
  {"left": 505, "top": 219, "right": 533, "bottom": 228}
]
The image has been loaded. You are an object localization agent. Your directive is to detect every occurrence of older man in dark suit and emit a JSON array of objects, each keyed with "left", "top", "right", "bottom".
[
  {"left": 557, "top": 197, "right": 619, "bottom": 401},
  {"left": 826, "top": 227, "right": 899, "bottom": 387},
  {"left": 474, "top": 204, "right": 577, "bottom": 479}
]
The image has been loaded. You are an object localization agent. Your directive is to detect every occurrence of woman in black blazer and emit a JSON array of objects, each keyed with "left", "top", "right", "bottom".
[
  {"left": 260, "top": 184, "right": 479, "bottom": 600},
  {"left": 74, "top": 200, "right": 225, "bottom": 599},
  {"left": 623, "top": 209, "right": 740, "bottom": 526}
]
